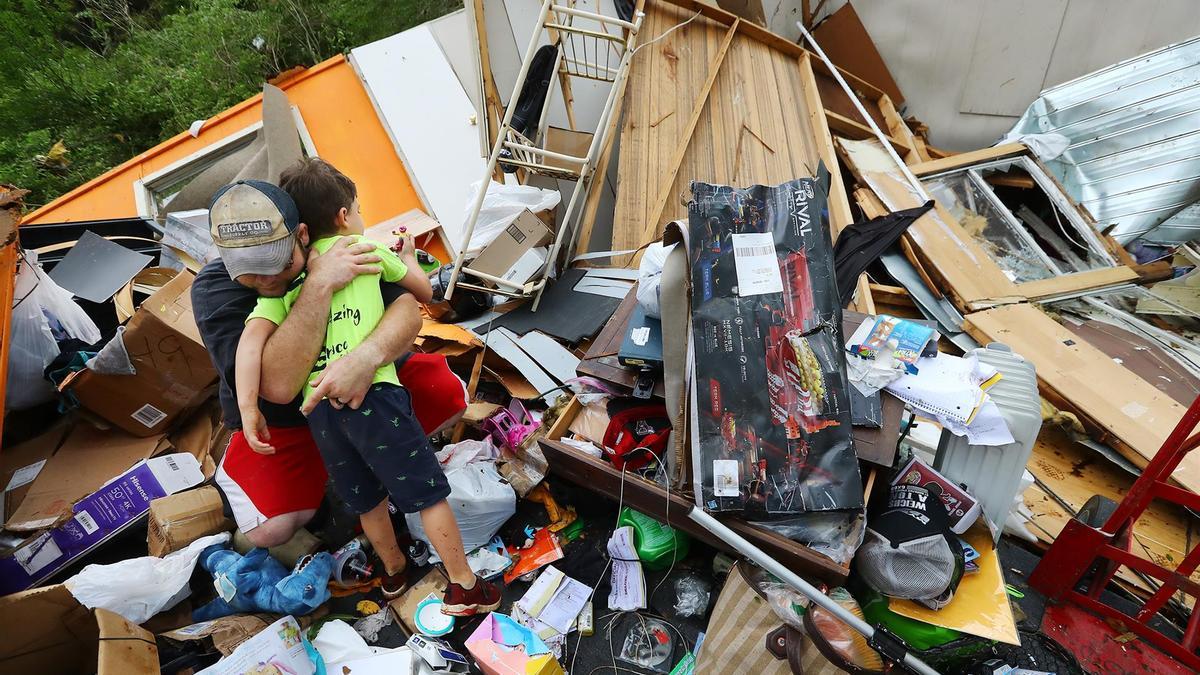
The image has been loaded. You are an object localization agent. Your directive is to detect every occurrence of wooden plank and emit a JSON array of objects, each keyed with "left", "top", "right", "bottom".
[
  {"left": 540, "top": 438, "right": 850, "bottom": 583},
  {"left": 810, "top": 2, "right": 904, "bottom": 104},
  {"left": 877, "top": 93, "right": 925, "bottom": 163},
  {"left": 868, "top": 283, "right": 914, "bottom": 308},
  {"left": 1011, "top": 266, "right": 1140, "bottom": 303},
  {"left": 451, "top": 347, "right": 487, "bottom": 443},
  {"left": 611, "top": 3, "right": 730, "bottom": 256},
  {"left": 643, "top": 19, "right": 740, "bottom": 257},
  {"left": 909, "top": 143, "right": 1028, "bottom": 177},
  {"left": 469, "top": 0, "right": 506, "bottom": 183},
  {"left": 962, "top": 304, "right": 1195, "bottom": 493}
]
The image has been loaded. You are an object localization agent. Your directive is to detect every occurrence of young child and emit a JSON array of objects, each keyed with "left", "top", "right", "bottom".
[{"left": 234, "top": 158, "right": 500, "bottom": 614}]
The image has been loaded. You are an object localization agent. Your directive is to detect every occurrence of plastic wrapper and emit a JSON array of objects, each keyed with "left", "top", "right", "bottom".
[
  {"left": 565, "top": 375, "right": 620, "bottom": 406},
  {"left": 466, "top": 180, "right": 560, "bottom": 252},
  {"left": 352, "top": 608, "right": 394, "bottom": 644},
  {"left": 434, "top": 437, "right": 499, "bottom": 471},
  {"left": 687, "top": 173, "right": 863, "bottom": 516},
  {"left": 745, "top": 565, "right": 809, "bottom": 630},
  {"left": 672, "top": 574, "right": 712, "bottom": 617},
  {"left": 752, "top": 509, "right": 866, "bottom": 566},
  {"left": 7, "top": 251, "right": 100, "bottom": 410},
  {"left": 804, "top": 587, "right": 884, "bottom": 671},
  {"left": 635, "top": 241, "right": 674, "bottom": 318},
  {"left": 65, "top": 532, "right": 230, "bottom": 624},
  {"left": 408, "top": 462, "right": 516, "bottom": 561}
]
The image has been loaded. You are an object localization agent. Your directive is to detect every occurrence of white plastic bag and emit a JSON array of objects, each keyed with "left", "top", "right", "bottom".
[
  {"left": 406, "top": 462, "right": 516, "bottom": 562},
  {"left": 65, "top": 532, "right": 230, "bottom": 624},
  {"left": 7, "top": 250, "right": 101, "bottom": 410},
  {"left": 466, "top": 180, "right": 560, "bottom": 252},
  {"left": 635, "top": 242, "right": 674, "bottom": 319}
]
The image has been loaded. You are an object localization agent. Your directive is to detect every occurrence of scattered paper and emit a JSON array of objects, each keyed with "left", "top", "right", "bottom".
[
  {"left": 515, "top": 566, "right": 591, "bottom": 635},
  {"left": 607, "top": 526, "right": 646, "bottom": 611}
]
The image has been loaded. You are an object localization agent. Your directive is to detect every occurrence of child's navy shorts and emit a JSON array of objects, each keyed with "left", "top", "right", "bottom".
[{"left": 306, "top": 383, "right": 451, "bottom": 515}]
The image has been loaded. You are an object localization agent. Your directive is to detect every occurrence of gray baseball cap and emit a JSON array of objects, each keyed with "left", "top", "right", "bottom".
[{"left": 208, "top": 180, "right": 301, "bottom": 279}]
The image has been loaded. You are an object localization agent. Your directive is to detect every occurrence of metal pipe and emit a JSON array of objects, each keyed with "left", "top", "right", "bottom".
[
  {"left": 796, "top": 22, "right": 930, "bottom": 200},
  {"left": 687, "top": 507, "right": 941, "bottom": 675}
]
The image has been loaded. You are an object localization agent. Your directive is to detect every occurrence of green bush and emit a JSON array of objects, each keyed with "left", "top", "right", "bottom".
[{"left": 0, "top": 0, "right": 459, "bottom": 209}]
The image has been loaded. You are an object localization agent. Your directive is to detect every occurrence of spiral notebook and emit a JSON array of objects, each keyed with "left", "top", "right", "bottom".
[{"left": 885, "top": 354, "right": 1001, "bottom": 426}]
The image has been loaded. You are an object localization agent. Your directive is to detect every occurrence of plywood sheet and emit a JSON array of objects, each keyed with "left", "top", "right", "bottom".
[
  {"left": 959, "top": 0, "right": 1069, "bottom": 117},
  {"left": 1022, "top": 428, "right": 1200, "bottom": 596},
  {"left": 963, "top": 303, "right": 1195, "bottom": 492}
]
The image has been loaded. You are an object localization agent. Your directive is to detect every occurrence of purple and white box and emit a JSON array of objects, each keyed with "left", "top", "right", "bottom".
[{"left": 0, "top": 453, "right": 204, "bottom": 596}]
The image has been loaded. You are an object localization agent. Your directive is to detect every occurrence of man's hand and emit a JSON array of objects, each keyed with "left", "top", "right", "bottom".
[
  {"left": 240, "top": 405, "right": 276, "bottom": 455},
  {"left": 305, "top": 236, "right": 381, "bottom": 294},
  {"left": 300, "top": 343, "right": 384, "bottom": 415}
]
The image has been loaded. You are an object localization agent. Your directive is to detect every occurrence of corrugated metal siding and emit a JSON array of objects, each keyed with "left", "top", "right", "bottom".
[{"left": 1010, "top": 37, "right": 1200, "bottom": 244}]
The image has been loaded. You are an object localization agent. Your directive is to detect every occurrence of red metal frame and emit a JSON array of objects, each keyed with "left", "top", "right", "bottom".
[{"left": 1030, "top": 394, "right": 1200, "bottom": 668}]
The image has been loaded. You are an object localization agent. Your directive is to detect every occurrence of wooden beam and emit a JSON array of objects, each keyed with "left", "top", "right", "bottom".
[
  {"left": 797, "top": 52, "right": 872, "bottom": 313},
  {"left": 450, "top": 347, "right": 487, "bottom": 444},
  {"left": 645, "top": 20, "right": 739, "bottom": 253},
  {"left": 909, "top": 143, "right": 1027, "bottom": 177},
  {"left": 869, "top": 283, "right": 915, "bottom": 308},
  {"left": 540, "top": 438, "right": 850, "bottom": 583},
  {"left": 1009, "top": 267, "right": 1140, "bottom": 304},
  {"left": 470, "top": 0, "right": 507, "bottom": 183},
  {"left": 877, "top": 93, "right": 926, "bottom": 163},
  {"left": 825, "top": 110, "right": 912, "bottom": 152}
]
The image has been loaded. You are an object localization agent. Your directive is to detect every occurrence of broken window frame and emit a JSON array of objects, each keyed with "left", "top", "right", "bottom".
[
  {"left": 132, "top": 106, "right": 318, "bottom": 221},
  {"left": 921, "top": 155, "right": 1121, "bottom": 277}
]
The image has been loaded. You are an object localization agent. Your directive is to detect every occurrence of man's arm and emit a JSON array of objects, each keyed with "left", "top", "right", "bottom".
[
  {"left": 260, "top": 238, "right": 381, "bottom": 403},
  {"left": 300, "top": 293, "right": 422, "bottom": 414}
]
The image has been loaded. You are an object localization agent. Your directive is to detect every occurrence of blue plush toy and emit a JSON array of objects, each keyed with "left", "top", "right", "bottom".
[{"left": 193, "top": 544, "right": 334, "bottom": 621}]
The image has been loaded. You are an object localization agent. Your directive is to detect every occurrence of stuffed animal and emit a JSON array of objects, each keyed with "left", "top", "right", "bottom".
[{"left": 193, "top": 544, "right": 334, "bottom": 620}]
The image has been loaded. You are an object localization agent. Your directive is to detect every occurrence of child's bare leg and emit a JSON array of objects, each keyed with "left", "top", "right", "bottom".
[
  {"left": 419, "top": 499, "right": 475, "bottom": 587},
  {"left": 359, "top": 498, "right": 406, "bottom": 575}
]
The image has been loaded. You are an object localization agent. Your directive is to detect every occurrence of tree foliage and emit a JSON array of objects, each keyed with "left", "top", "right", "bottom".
[{"left": 0, "top": 0, "right": 459, "bottom": 208}]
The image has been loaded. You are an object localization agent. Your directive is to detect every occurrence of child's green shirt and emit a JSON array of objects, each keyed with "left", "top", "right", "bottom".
[{"left": 247, "top": 235, "right": 408, "bottom": 401}]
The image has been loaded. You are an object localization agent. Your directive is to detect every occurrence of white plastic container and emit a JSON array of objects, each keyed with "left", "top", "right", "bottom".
[{"left": 934, "top": 342, "right": 1042, "bottom": 542}]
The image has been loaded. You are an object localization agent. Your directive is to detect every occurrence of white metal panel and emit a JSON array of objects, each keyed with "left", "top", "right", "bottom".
[
  {"left": 958, "top": 0, "right": 1067, "bottom": 117},
  {"left": 349, "top": 26, "right": 485, "bottom": 253}
]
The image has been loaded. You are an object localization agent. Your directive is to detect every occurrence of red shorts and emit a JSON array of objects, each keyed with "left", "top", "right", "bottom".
[{"left": 215, "top": 353, "right": 468, "bottom": 532}]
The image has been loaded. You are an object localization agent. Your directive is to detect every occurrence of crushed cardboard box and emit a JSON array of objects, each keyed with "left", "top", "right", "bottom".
[
  {"left": 0, "top": 584, "right": 158, "bottom": 674},
  {"left": 60, "top": 270, "right": 217, "bottom": 437},
  {"left": 147, "top": 485, "right": 232, "bottom": 557},
  {"left": 470, "top": 209, "right": 552, "bottom": 288}
]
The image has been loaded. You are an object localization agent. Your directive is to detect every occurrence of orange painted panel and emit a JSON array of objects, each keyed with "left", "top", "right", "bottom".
[{"left": 23, "top": 56, "right": 426, "bottom": 233}]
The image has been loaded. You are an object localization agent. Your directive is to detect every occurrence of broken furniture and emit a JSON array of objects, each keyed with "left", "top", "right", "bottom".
[{"left": 447, "top": 0, "right": 644, "bottom": 307}]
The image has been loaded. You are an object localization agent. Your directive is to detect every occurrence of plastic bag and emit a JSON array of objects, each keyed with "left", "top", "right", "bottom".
[
  {"left": 434, "top": 437, "right": 499, "bottom": 472},
  {"left": 7, "top": 251, "right": 100, "bottom": 410},
  {"left": 673, "top": 574, "right": 712, "bottom": 617},
  {"left": 635, "top": 241, "right": 674, "bottom": 318},
  {"left": 466, "top": 180, "right": 561, "bottom": 252},
  {"left": 753, "top": 509, "right": 866, "bottom": 566},
  {"left": 65, "top": 532, "right": 230, "bottom": 624},
  {"left": 406, "top": 462, "right": 516, "bottom": 561}
]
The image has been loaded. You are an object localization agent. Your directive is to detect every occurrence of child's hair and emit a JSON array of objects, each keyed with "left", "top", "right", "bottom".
[{"left": 279, "top": 158, "right": 357, "bottom": 239}]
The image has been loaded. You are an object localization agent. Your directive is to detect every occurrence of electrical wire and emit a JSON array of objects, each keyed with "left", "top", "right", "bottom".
[{"left": 629, "top": 9, "right": 703, "bottom": 58}]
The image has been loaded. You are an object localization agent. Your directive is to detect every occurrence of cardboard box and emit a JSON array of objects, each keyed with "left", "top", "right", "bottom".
[
  {"left": 0, "top": 424, "right": 68, "bottom": 525},
  {"left": 389, "top": 567, "right": 448, "bottom": 636},
  {"left": 465, "top": 613, "right": 564, "bottom": 675},
  {"left": 0, "top": 453, "right": 205, "bottom": 596},
  {"left": 0, "top": 584, "right": 158, "bottom": 673},
  {"left": 6, "top": 425, "right": 166, "bottom": 532},
  {"left": 470, "top": 210, "right": 552, "bottom": 288},
  {"left": 61, "top": 270, "right": 217, "bottom": 437},
  {"left": 147, "top": 485, "right": 232, "bottom": 557}
]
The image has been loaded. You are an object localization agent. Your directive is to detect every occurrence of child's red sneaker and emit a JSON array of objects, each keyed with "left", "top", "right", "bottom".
[{"left": 441, "top": 576, "right": 502, "bottom": 616}]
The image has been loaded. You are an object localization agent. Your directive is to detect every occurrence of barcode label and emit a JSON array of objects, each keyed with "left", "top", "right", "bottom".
[
  {"left": 74, "top": 510, "right": 99, "bottom": 535},
  {"left": 165, "top": 455, "right": 180, "bottom": 472},
  {"left": 734, "top": 245, "right": 775, "bottom": 257},
  {"left": 131, "top": 403, "right": 167, "bottom": 428},
  {"left": 731, "top": 232, "right": 783, "bottom": 297},
  {"left": 506, "top": 222, "right": 527, "bottom": 245}
]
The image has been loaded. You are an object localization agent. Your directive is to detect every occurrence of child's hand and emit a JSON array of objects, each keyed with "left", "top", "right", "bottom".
[
  {"left": 240, "top": 405, "right": 276, "bottom": 455},
  {"left": 393, "top": 228, "right": 416, "bottom": 259}
]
